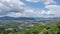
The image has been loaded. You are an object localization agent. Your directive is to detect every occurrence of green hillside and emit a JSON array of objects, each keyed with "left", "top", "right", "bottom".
[
  {"left": 19, "top": 21, "right": 60, "bottom": 34},
  {"left": 0, "top": 21, "right": 60, "bottom": 34}
]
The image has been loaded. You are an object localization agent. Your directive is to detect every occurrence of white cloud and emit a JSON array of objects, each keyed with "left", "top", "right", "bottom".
[
  {"left": 45, "top": 5, "right": 60, "bottom": 14},
  {"left": 21, "top": 9, "right": 35, "bottom": 17},
  {"left": 6, "top": 12, "right": 22, "bottom": 17},
  {"left": 26, "top": 0, "right": 56, "bottom": 5},
  {"left": 6, "top": 9, "right": 36, "bottom": 17},
  {"left": 0, "top": 0, "right": 59, "bottom": 17},
  {"left": 45, "top": 5, "right": 60, "bottom": 17},
  {"left": 21, "top": 9, "right": 55, "bottom": 17},
  {"left": 26, "top": 0, "right": 40, "bottom": 2},
  {"left": 38, "top": 10, "right": 55, "bottom": 17},
  {"left": 6, "top": 8, "right": 57, "bottom": 17},
  {"left": 0, "top": 0, "right": 25, "bottom": 15}
]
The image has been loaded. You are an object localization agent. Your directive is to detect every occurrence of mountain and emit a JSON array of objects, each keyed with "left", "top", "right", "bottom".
[
  {"left": 0, "top": 16, "right": 60, "bottom": 21},
  {"left": 0, "top": 16, "right": 36, "bottom": 20}
]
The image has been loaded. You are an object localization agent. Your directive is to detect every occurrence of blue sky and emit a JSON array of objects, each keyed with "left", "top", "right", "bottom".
[
  {"left": 21, "top": 0, "right": 45, "bottom": 9},
  {"left": 0, "top": 0, "right": 60, "bottom": 17}
]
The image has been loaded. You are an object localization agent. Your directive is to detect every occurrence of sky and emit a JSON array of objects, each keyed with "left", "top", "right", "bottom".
[{"left": 0, "top": 0, "right": 60, "bottom": 17}]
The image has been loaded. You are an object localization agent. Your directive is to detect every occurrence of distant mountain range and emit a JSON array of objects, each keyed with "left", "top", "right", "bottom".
[
  {"left": 0, "top": 16, "right": 60, "bottom": 21},
  {"left": 0, "top": 16, "right": 36, "bottom": 20}
]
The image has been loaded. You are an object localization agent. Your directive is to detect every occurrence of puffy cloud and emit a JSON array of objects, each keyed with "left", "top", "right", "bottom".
[
  {"left": 6, "top": 12, "right": 22, "bottom": 17},
  {"left": 21, "top": 9, "right": 36, "bottom": 17},
  {"left": 0, "top": 0, "right": 25, "bottom": 15},
  {"left": 5, "top": 8, "right": 57, "bottom": 17},
  {"left": 37, "top": 10, "right": 55, "bottom": 17},
  {"left": 41, "top": 10, "right": 53, "bottom": 15},
  {"left": 0, "top": 0, "right": 59, "bottom": 17},
  {"left": 23, "top": 5, "right": 60, "bottom": 17},
  {"left": 26, "top": 0, "right": 40, "bottom": 2},
  {"left": 26, "top": 0, "right": 56, "bottom": 5},
  {"left": 22, "top": 9, "right": 55, "bottom": 17},
  {"left": 45, "top": 5, "right": 60, "bottom": 14},
  {"left": 45, "top": 5, "right": 60, "bottom": 17},
  {"left": 5, "top": 8, "right": 36, "bottom": 17}
]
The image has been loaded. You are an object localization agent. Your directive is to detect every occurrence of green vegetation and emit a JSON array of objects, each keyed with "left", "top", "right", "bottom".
[
  {"left": 18, "top": 21, "right": 60, "bottom": 34},
  {"left": 0, "top": 21, "right": 60, "bottom": 34}
]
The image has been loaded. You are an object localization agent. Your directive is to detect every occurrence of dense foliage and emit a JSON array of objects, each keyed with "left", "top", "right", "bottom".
[{"left": 0, "top": 21, "right": 60, "bottom": 34}]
